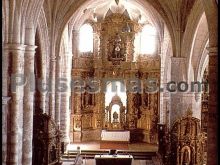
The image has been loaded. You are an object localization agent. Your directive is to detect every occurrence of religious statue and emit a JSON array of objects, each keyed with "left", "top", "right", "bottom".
[
  {"left": 113, "top": 111, "right": 119, "bottom": 122},
  {"left": 112, "top": 33, "right": 122, "bottom": 58},
  {"left": 109, "top": 33, "right": 126, "bottom": 63},
  {"left": 182, "top": 148, "right": 190, "bottom": 165},
  {"left": 85, "top": 92, "right": 92, "bottom": 106},
  {"left": 83, "top": 86, "right": 93, "bottom": 107}
]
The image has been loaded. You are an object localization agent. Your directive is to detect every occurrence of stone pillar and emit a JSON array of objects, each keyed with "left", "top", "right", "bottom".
[
  {"left": 72, "top": 30, "right": 80, "bottom": 70},
  {"left": 160, "top": 91, "right": 170, "bottom": 127},
  {"left": 22, "top": 45, "right": 37, "bottom": 165},
  {"left": 49, "top": 58, "right": 56, "bottom": 119},
  {"left": 2, "top": 97, "right": 11, "bottom": 165},
  {"left": 170, "top": 57, "right": 186, "bottom": 125},
  {"left": 2, "top": 48, "right": 11, "bottom": 164},
  {"left": 55, "top": 57, "right": 61, "bottom": 127},
  {"left": 2, "top": 46, "right": 9, "bottom": 96},
  {"left": 194, "top": 92, "right": 202, "bottom": 120},
  {"left": 60, "top": 49, "right": 72, "bottom": 144},
  {"left": 5, "top": 44, "right": 26, "bottom": 165},
  {"left": 39, "top": 57, "right": 47, "bottom": 113},
  {"left": 40, "top": 92, "right": 46, "bottom": 113},
  {"left": 72, "top": 30, "right": 79, "bottom": 58},
  {"left": 207, "top": 47, "right": 217, "bottom": 165},
  {"left": 93, "top": 26, "right": 100, "bottom": 58},
  {"left": 60, "top": 94, "right": 70, "bottom": 143}
]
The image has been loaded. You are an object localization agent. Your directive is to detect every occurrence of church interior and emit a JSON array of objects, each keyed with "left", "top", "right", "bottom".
[{"left": 2, "top": 0, "right": 218, "bottom": 165}]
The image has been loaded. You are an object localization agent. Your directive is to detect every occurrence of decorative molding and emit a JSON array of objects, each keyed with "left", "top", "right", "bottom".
[{"left": 4, "top": 44, "right": 26, "bottom": 52}]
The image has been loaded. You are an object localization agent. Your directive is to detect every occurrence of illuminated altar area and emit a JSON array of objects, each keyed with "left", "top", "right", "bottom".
[{"left": 70, "top": 5, "right": 160, "bottom": 144}]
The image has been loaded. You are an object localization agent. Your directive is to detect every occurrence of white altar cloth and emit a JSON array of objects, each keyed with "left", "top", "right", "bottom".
[{"left": 101, "top": 130, "right": 130, "bottom": 142}]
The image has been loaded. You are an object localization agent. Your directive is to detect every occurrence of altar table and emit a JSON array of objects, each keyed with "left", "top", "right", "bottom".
[
  {"left": 95, "top": 154, "right": 133, "bottom": 165},
  {"left": 101, "top": 130, "right": 130, "bottom": 142}
]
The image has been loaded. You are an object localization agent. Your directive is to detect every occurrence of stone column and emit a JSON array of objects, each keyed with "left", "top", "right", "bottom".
[
  {"left": 170, "top": 57, "right": 186, "bottom": 125},
  {"left": 207, "top": 47, "right": 217, "bottom": 165},
  {"left": 194, "top": 92, "right": 202, "bottom": 119},
  {"left": 2, "top": 48, "right": 11, "bottom": 164},
  {"left": 72, "top": 30, "right": 80, "bottom": 70},
  {"left": 2, "top": 97, "right": 11, "bottom": 165},
  {"left": 72, "top": 30, "right": 79, "bottom": 58},
  {"left": 55, "top": 57, "right": 61, "bottom": 127},
  {"left": 2, "top": 46, "right": 9, "bottom": 96},
  {"left": 160, "top": 91, "right": 170, "bottom": 127},
  {"left": 40, "top": 92, "right": 46, "bottom": 113},
  {"left": 5, "top": 44, "right": 26, "bottom": 165},
  {"left": 22, "top": 45, "right": 37, "bottom": 165},
  {"left": 49, "top": 58, "right": 56, "bottom": 119},
  {"left": 60, "top": 49, "right": 72, "bottom": 143},
  {"left": 60, "top": 93, "right": 70, "bottom": 143},
  {"left": 93, "top": 26, "right": 100, "bottom": 58},
  {"left": 39, "top": 59, "right": 47, "bottom": 113}
]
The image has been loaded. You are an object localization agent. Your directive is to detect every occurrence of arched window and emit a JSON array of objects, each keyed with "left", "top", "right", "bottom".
[
  {"left": 140, "top": 24, "right": 157, "bottom": 54},
  {"left": 79, "top": 24, "right": 93, "bottom": 53}
]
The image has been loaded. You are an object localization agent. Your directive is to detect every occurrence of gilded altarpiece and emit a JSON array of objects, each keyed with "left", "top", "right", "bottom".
[
  {"left": 71, "top": 12, "right": 160, "bottom": 143},
  {"left": 169, "top": 111, "right": 206, "bottom": 165}
]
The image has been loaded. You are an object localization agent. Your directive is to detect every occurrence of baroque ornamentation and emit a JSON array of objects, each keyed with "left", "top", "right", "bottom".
[
  {"left": 71, "top": 12, "right": 160, "bottom": 143},
  {"left": 33, "top": 109, "right": 62, "bottom": 165},
  {"left": 167, "top": 113, "right": 206, "bottom": 165}
]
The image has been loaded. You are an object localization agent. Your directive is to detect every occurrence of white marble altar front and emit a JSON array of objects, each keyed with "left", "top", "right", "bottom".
[{"left": 101, "top": 130, "right": 130, "bottom": 142}]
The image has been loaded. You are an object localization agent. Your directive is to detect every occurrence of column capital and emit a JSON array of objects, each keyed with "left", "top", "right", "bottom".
[
  {"left": 25, "top": 45, "right": 38, "bottom": 51},
  {"left": 2, "top": 96, "right": 11, "bottom": 105},
  {"left": 24, "top": 46, "right": 37, "bottom": 59},
  {"left": 50, "top": 57, "right": 56, "bottom": 62},
  {"left": 171, "top": 57, "right": 186, "bottom": 63},
  {"left": 4, "top": 43, "right": 26, "bottom": 52}
]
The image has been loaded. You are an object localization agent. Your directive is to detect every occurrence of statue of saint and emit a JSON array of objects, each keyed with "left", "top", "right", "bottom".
[
  {"left": 112, "top": 33, "right": 122, "bottom": 58},
  {"left": 113, "top": 111, "right": 119, "bottom": 122},
  {"left": 182, "top": 148, "right": 190, "bottom": 165},
  {"left": 83, "top": 89, "right": 93, "bottom": 106}
]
